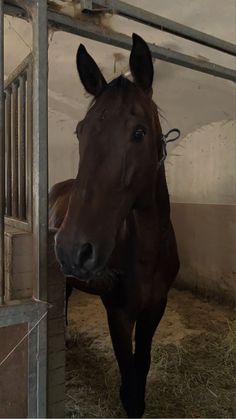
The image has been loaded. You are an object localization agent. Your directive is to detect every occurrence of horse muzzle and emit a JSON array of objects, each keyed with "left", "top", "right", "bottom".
[{"left": 55, "top": 232, "right": 99, "bottom": 278}]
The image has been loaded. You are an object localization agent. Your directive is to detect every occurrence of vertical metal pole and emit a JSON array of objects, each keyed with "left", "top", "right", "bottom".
[
  {"left": 26, "top": 63, "right": 32, "bottom": 226},
  {"left": 5, "top": 90, "right": 12, "bottom": 216},
  {"left": 31, "top": 1, "right": 48, "bottom": 417},
  {"left": 0, "top": 0, "right": 5, "bottom": 305},
  {"left": 12, "top": 81, "right": 19, "bottom": 218},
  {"left": 19, "top": 74, "right": 26, "bottom": 220},
  {"left": 32, "top": 0, "right": 48, "bottom": 298}
]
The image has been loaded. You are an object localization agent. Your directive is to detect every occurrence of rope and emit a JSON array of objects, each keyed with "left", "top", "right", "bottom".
[{"left": 0, "top": 308, "right": 48, "bottom": 369}]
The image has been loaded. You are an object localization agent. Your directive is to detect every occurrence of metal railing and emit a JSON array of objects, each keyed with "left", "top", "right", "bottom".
[
  {"left": 91, "top": 0, "right": 236, "bottom": 57},
  {"left": 4, "top": 1, "right": 236, "bottom": 82},
  {"left": 4, "top": 54, "right": 33, "bottom": 230}
]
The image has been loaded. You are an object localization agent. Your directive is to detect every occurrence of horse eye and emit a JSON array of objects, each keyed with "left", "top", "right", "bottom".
[{"left": 132, "top": 128, "right": 146, "bottom": 142}]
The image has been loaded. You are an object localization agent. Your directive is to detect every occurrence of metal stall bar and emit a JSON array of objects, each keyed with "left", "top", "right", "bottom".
[
  {"left": 31, "top": 1, "right": 48, "bottom": 415},
  {"left": 5, "top": 90, "right": 11, "bottom": 216},
  {"left": 26, "top": 61, "right": 32, "bottom": 227},
  {"left": 92, "top": 0, "right": 236, "bottom": 56},
  {"left": 19, "top": 73, "right": 26, "bottom": 220},
  {"left": 4, "top": 53, "right": 33, "bottom": 228},
  {"left": 4, "top": 3, "right": 236, "bottom": 82},
  {"left": 0, "top": 0, "right": 5, "bottom": 305},
  {"left": 49, "top": 11, "right": 236, "bottom": 83},
  {"left": 12, "top": 81, "right": 19, "bottom": 218},
  {"left": 6, "top": 0, "right": 236, "bottom": 58},
  {"left": 31, "top": 0, "right": 48, "bottom": 301},
  {"left": 5, "top": 0, "right": 49, "bottom": 414}
]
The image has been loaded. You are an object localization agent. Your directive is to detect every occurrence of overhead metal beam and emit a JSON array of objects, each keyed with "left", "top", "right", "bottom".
[
  {"left": 81, "top": 0, "right": 108, "bottom": 12},
  {"left": 48, "top": 9, "right": 236, "bottom": 83},
  {"left": 93, "top": 0, "right": 236, "bottom": 57},
  {"left": 4, "top": 2, "right": 236, "bottom": 83}
]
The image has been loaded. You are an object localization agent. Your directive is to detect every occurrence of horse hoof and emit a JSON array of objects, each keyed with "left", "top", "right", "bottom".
[{"left": 120, "top": 386, "right": 145, "bottom": 418}]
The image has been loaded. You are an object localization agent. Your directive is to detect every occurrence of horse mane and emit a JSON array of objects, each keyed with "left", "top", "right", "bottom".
[{"left": 88, "top": 75, "right": 131, "bottom": 110}]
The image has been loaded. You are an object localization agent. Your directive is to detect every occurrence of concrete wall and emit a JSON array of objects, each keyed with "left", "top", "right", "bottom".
[
  {"left": 167, "top": 120, "right": 235, "bottom": 205},
  {"left": 171, "top": 203, "right": 236, "bottom": 304},
  {"left": 167, "top": 120, "right": 236, "bottom": 303}
]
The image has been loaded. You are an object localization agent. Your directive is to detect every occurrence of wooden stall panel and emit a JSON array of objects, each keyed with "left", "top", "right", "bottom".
[
  {"left": 4, "top": 226, "right": 33, "bottom": 301},
  {"left": 0, "top": 323, "right": 28, "bottom": 418}
]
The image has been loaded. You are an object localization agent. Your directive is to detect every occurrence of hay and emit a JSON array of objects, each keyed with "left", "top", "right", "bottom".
[
  {"left": 47, "top": 0, "right": 114, "bottom": 32},
  {"left": 65, "top": 292, "right": 236, "bottom": 418},
  {"left": 66, "top": 331, "right": 122, "bottom": 418},
  {"left": 147, "top": 327, "right": 236, "bottom": 418}
]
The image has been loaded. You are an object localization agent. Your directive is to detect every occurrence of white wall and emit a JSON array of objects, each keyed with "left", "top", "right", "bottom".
[
  {"left": 48, "top": 108, "right": 79, "bottom": 187},
  {"left": 167, "top": 120, "right": 236, "bottom": 302},
  {"left": 167, "top": 120, "right": 236, "bottom": 205}
]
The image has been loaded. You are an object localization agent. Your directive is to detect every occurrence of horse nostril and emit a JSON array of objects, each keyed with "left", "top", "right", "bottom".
[{"left": 78, "top": 242, "right": 94, "bottom": 268}]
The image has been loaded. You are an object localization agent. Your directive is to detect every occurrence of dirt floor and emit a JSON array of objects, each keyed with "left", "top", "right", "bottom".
[{"left": 65, "top": 289, "right": 236, "bottom": 418}]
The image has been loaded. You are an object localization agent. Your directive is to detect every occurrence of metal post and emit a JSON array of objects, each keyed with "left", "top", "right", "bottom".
[
  {"left": 5, "top": 90, "right": 12, "bottom": 216},
  {"left": 0, "top": 0, "right": 5, "bottom": 305},
  {"left": 26, "top": 62, "right": 32, "bottom": 226},
  {"left": 12, "top": 81, "right": 19, "bottom": 218},
  {"left": 31, "top": 0, "right": 48, "bottom": 302},
  {"left": 31, "top": 1, "right": 48, "bottom": 416},
  {"left": 19, "top": 73, "right": 26, "bottom": 220}
]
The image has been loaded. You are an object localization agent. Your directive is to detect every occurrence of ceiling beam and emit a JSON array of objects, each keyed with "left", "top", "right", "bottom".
[
  {"left": 4, "top": 2, "right": 236, "bottom": 82},
  {"left": 93, "top": 0, "right": 236, "bottom": 57}
]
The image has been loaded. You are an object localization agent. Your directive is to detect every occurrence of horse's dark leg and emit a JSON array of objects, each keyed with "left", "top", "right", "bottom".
[
  {"left": 134, "top": 298, "right": 167, "bottom": 408},
  {"left": 65, "top": 280, "right": 73, "bottom": 326},
  {"left": 106, "top": 309, "right": 142, "bottom": 418}
]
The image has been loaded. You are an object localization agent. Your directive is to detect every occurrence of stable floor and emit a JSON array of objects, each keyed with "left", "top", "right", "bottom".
[{"left": 66, "top": 288, "right": 235, "bottom": 418}]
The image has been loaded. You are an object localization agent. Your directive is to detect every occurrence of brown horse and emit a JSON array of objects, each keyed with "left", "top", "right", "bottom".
[{"left": 49, "top": 34, "right": 179, "bottom": 418}]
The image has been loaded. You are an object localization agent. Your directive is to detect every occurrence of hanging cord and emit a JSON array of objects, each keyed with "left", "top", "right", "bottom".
[
  {"left": 157, "top": 128, "right": 181, "bottom": 170},
  {"left": 0, "top": 302, "right": 49, "bottom": 369}
]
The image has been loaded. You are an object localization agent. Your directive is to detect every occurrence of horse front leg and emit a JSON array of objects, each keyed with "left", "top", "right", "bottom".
[
  {"left": 65, "top": 280, "right": 73, "bottom": 326},
  {"left": 134, "top": 298, "right": 167, "bottom": 408},
  {"left": 106, "top": 308, "right": 143, "bottom": 418}
]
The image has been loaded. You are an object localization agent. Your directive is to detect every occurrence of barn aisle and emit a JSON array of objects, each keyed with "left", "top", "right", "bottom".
[{"left": 66, "top": 289, "right": 235, "bottom": 418}]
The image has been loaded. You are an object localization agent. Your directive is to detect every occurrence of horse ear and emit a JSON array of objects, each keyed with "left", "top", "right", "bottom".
[
  {"left": 129, "top": 33, "right": 154, "bottom": 95},
  {"left": 76, "top": 44, "right": 107, "bottom": 96}
]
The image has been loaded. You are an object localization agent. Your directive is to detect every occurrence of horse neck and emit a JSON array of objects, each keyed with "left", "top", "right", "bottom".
[
  {"left": 131, "top": 164, "right": 170, "bottom": 260},
  {"left": 128, "top": 105, "right": 171, "bottom": 254},
  {"left": 152, "top": 106, "right": 171, "bottom": 233},
  {"left": 134, "top": 100, "right": 171, "bottom": 240},
  {"left": 155, "top": 164, "right": 171, "bottom": 233}
]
